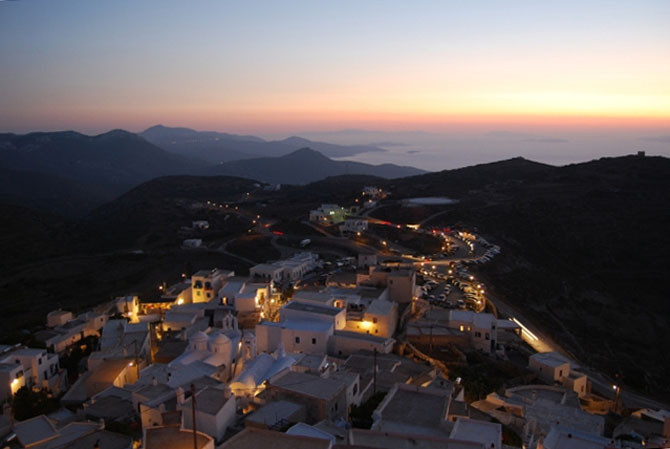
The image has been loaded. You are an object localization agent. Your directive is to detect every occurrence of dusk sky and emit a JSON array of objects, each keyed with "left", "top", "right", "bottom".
[{"left": 1, "top": 1, "right": 669, "bottom": 148}]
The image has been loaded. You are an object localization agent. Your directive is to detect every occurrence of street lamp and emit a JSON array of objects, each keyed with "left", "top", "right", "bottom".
[{"left": 613, "top": 384, "right": 622, "bottom": 413}]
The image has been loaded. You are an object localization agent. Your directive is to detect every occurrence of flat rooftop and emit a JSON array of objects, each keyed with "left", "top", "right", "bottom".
[
  {"left": 377, "top": 385, "right": 449, "bottom": 429},
  {"left": 350, "top": 428, "right": 485, "bottom": 449},
  {"left": 13, "top": 415, "right": 58, "bottom": 447},
  {"left": 284, "top": 301, "right": 342, "bottom": 316},
  {"left": 334, "top": 330, "right": 391, "bottom": 344},
  {"left": 245, "top": 400, "right": 304, "bottom": 426},
  {"left": 263, "top": 320, "right": 333, "bottom": 333},
  {"left": 293, "top": 290, "right": 335, "bottom": 303},
  {"left": 449, "top": 417, "right": 501, "bottom": 449},
  {"left": 144, "top": 426, "right": 212, "bottom": 449},
  {"left": 182, "top": 386, "right": 231, "bottom": 415},
  {"left": 530, "top": 351, "right": 570, "bottom": 368},
  {"left": 366, "top": 298, "right": 394, "bottom": 315},
  {"left": 270, "top": 371, "right": 345, "bottom": 400},
  {"left": 84, "top": 395, "right": 134, "bottom": 420},
  {"left": 221, "top": 427, "right": 331, "bottom": 449}
]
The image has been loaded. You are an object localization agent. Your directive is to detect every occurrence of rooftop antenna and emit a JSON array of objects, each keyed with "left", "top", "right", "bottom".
[
  {"left": 373, "top": 348, "right": 377, "bottom": 394},
  {"left": 191, "top": 383, "right": 198, "bottom": 449}
]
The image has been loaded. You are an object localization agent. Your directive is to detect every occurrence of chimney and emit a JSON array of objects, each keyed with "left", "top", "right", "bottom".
[{"left": 176, "top": 386, "right": 185, "bottom": 404}]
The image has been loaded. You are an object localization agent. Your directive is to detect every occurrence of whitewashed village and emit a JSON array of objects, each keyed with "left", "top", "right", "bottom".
[{"left": 1, "top": 186, "right": 668, "bottom": 449}]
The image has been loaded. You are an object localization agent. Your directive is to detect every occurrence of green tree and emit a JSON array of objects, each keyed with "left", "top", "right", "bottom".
[{"left": 12, "top": 387, "right": 59, "bottom": 421}]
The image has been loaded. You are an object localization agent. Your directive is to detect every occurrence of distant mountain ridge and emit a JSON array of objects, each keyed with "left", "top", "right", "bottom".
[
  {"left": 0, "top": 129, "right": 205, "bottom": 195},
  {"left": 203, "top": 147, "right": 425, "bottom": 184},
  {"left": 140, "top": 124, "right": 387, "bottom": 163},
  {"left": 0, "top": 128, "right": 424, "bottom": 216}
]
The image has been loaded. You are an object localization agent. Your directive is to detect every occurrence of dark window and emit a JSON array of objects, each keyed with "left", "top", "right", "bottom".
[
  {"left": 485, "top": 333, "right": 490, "bottom": 340},
  {"left": 372, "top": 318, "right": 378, "bottom": 323},
  {"left": 353, "top": 384, "right": 358, "bottom": 395},
  {"left": 312, "top": 338, "right": 316, "bottom": 345},
  {"left": 38, "top": 358, "right": 42, "bottom": 365},
  {"left": 295, "top": 337, "right": 300, "bottom": 344}
]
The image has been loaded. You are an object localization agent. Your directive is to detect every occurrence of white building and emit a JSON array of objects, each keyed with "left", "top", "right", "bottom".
[
  {"left": 538, "top": 426, "right": 614, "bottom": 449},
  {"left": 249, "top": 264, "right": 283, "bottom": 283},
  {"left": 363, "top": 186, "right": 382, "bottom": 197},
  {"left": 529, "top": 352, "right": 588, "bottom": 398},
  {"left": 169, "top": 329, "right": 241, "bottom": 382},
  {"left": 371, "top": 383, "right": 453, "bottom": 437},
  {"left": 46, "top": 310, "right": 73, "bottom": 328},
  {"left": 357, "top": 253, "right": 378, "bottom": 269},
  {"left": 183, "top": 238, "right": 203, "bottom": 248},
  {"left": 192, "top": 220, "right": 210, "bottom": 230},
  {"left": 114, "top": 295, "right": 139, "bottom": 321},
  {"left": 229, "top": 350, "right": 301, "bottom": 398},
  {"left": 281, "top": 301, "right": 346, "bottom": 331},
  {"left": 35, "top": 311, "right": 107, "bottom": 354},
  {"left": 0, "top": 361, "right": 26, "bottom": 399},
  {"left": 360, "top": 298, "right": 397, "bottom": 338},
  {"left": 0, "top": 347, "right": 62, "bottom": 393},
  {"left": 340, "top": 219, "right": 368, "bottom": 234},
  {"left": 309, "top": 204, "right": 348, "bottom": 225},
  {"left": 292, "top": 290, "right": 338, "bottom": 308},
  {"left": 328, "top": 330, "right": 394, "bottom": 358},
  {"left": 357, "top": 267, "right": 416, "bottom": 304},
  {"left": 448, "top": 310, "right": 502, "bottom": 355},
  {"left": 250, "top": 252, "right": 320, "bottom": 283},
  {"left": 256, "top": 320, "right": 334, "bottom": 355},
  {"left": 218, "top": 278, "right": 269, "bottom": 313},
  {"left": 97, "top": 320, "right": 151, "bottom": 366},
  {"left": 529, "top": 352, "right": 571, "bottom": 384},
  {"left": 179, "top": 385, "right": 236, "bottom": 443},
  {"left": 192, "top": 269, "right": 234, "bottom": 303},
  {"left": 162, "top": 310, "right": 200, "bottom": 333},
  {"left": 450, "top": 417, "right": 502, "bottom": 449}
]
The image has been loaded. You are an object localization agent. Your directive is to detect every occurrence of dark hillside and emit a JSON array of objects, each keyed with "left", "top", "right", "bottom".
[{"left": 376, "top": 155, "right": 670, "bottom": 397}]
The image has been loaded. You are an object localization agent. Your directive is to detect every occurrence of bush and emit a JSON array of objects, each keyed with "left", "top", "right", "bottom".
[{"left": 350, "top": 392, "right": 387, "bottom": 428}]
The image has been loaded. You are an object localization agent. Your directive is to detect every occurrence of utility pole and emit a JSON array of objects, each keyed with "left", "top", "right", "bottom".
[
  {"left": 429, "top": 324, "right": 433, "bottom": 356},
  {"left": 133, "top": 340, "right": 140, "bottom": 379},
  {"left": 191, "top": 383, "right": 198, "bottom": 449},
  {"left": 373, "top": 348, "right": 377, "bottom": 395}
]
